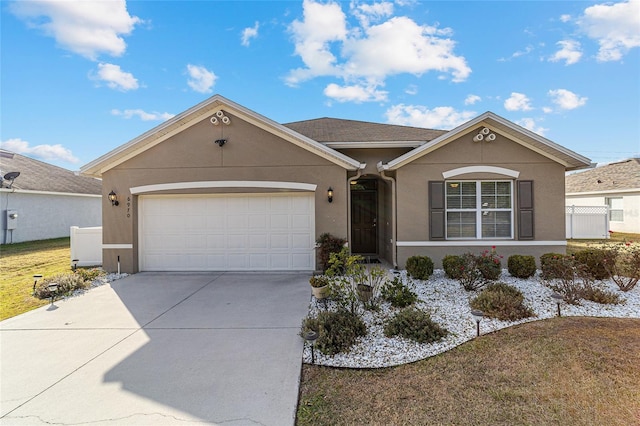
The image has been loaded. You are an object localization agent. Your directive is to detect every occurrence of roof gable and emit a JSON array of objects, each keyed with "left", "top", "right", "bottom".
[
  {"left": 566, "top": 158, "right": 640, "bottom": 193},
  {"left": 379, "top": 111, "right": 591, "bottom": 172},
  {"left": 81, "top": 95, "right": 363, "bottom": 177},
  {"left": 0, "top": 150, "right": 101, "bottom": 194}
]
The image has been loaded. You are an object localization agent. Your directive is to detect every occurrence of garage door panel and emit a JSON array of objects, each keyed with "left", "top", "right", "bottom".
[{"left": 140, "top": 193, "right": 315, "bottom": 271}]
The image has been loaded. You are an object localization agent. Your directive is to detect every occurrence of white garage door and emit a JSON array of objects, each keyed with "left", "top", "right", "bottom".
[{"left": 139, "top": 193, "right": 315, "bottom": 271}]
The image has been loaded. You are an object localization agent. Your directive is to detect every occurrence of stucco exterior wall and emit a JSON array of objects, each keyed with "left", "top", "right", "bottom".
[
  {"left": 101, "top": 112, "right": 349, "bottom": 273},
  {"left": 0, "top": 191, "right": 102, "bottom": 244},
  {"left": 394, "top": 128, "right": 567, "bottom": 268}
]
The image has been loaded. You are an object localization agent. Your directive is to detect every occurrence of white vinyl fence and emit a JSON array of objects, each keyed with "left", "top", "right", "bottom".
[
  {"left": 70, "top": 226, "right": 102, "bottom": 267},
  {"left": 566, "top": 205, "right": 609, "bottom": 239}
]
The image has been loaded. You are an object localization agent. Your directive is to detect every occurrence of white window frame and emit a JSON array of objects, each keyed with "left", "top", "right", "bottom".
[
  {"left": 445, "top": 180, "right": 514, "bottom": 240},
  {"left": 606, "top": 197, "right": 624, "bottom": 222}
]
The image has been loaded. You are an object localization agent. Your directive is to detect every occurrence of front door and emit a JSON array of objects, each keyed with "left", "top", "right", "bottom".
[{"left": 351, "top": 180, "right": 377, "bottom": 254}]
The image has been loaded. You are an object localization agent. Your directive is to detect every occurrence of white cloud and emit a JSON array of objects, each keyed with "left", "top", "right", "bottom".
[
  {"left": 92, "top": 63, "right": 139, "bottom": 91},
  {"left": 578, "top": 0, "right": 640, "bottom": 62},
  {"left": 549, "top": 40, "right": 582, "bottom": 65},
  {"left": 504, "top": 92, "right": 533, "bottom": 111},
  {"left": 542, "top": 106, "right": 553, "bottom": 114},
  {"left": 385, "top": 104, "right": 476, "bottom": 129},
  {"left": 517, "top": 118, "right": 548, "bottom": 136},
  {"left": 464, "top": 94, "right": 481, "bottom": 105},
  {"left": 405, "top": 84, "right": 418, "bottom": 95},
  {"left": 324, "top": 83, "right": 388, "bottom": 102},
  {"left": 9, "top": 0, "right": 141, "bottom": 60},
  {"left": 560, "top": 14, "right": 572, "bottom": 23},
  {"left": 286, "top": 0, "right": 470, "bottom": 98},
  {"left": 498, "top": 45, "right": 534, "bottom": 62},
  {"left": 186, "top": 64, "right": 217, "bottom": 93},
  {"left": 241, "top": 21, "right": 259, "bottom": 46},
  {"left": 111, "top": 109, "right": 175, "bottom": 121},
  {"left": 548, "top": 89, "right": 588, "bottom": 110},
  {"left": 0, "top": 138, "right": 79, "bottom": 164}
]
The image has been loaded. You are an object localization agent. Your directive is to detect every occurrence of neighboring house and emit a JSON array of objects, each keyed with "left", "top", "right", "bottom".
[
  {"left": 81, "top": 94, "right": 590, "bottom": 273},
  {"left": 566, "top": 158, "right": 640, "bottom": 233},
  {"left": 0, "top": 149, "right": 102, "bottom": 244}
]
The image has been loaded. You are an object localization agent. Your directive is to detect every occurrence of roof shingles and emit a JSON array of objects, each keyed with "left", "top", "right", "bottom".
[{"left": 566, "top": 158, "right": 640, "bottom": 193}]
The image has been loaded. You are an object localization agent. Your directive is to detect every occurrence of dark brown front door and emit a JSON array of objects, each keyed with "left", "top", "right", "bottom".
[{"left": 351, "top": 183, "right": 377, "bottom": 254}]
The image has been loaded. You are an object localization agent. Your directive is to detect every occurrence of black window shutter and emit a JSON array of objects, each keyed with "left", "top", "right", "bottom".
[
  {"left": 517, "top": 180, "right": 534, "bottom": 240},
  {"left": 429, "top": 181, "right": 445, "bottom": 240}
]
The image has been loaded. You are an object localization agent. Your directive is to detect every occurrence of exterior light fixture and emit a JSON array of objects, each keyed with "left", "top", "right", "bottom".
[
  {"left": 551, "top": 293, "right": 564, "bottom": 317},
  {"left": 302, "top": 330, "right": 319, "bottom": 364},
  {"left": 214, "top": 139, "right": 227, "bottom": 147},
  {"left": 327, "top": 187, "right": 333, "bottom": 203},
  {"left": 108, "top": 191, "right": 119, "bottom": 206},
  {"left": 33, "top": 274, "right": 43, "bottom": 295},
  {"left": 471, "top": 309, "right": 484, "bottom": 337},
  {"left": 47, "top": 282, "right": 59, "bottom": 310},
  {"left": 72, "top": 259, "right": 79, "bottom": 271}
]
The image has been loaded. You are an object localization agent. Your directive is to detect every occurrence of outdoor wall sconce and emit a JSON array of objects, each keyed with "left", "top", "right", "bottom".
[
  {"left": 108, "top": 191, "right": 119, "bottom": 206},
  {"left": 551, "top": 293, "right": 564, "bottom": 317},
  {"left": 214, "top": 139, "right": 227, "bottom": 147},
  {"left": 33, "top": 274, "right": 43, "bottom": 295},
  {"left": 327, "top": 187, "right": 333, "bottom": 203},
  {"left": 302, "top": 330, "right": 319, "bottom": 364},
  {"left": 471, "top": 309, "right": 484, "bottom": 337}
]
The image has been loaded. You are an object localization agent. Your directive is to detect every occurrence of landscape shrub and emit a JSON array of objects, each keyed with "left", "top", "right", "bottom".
[
  {"left": 34, "top": 273, "right": 89, "bottom": 299},
  {"left": 381, "top": 277, "right": 418, "bottom": 308},
  {"left": 574, "top": 248, "right": 610, "bottom": 280},
  {"left": 75, "top": 267, "right": 105, "bottom": 283},
  {"left": 476, "top": 248, "right": 503, "bottom": 281},
  {"left": 442, "top": 255, "right": 464, "bottom": 279},
  {"left": 352, "top": 266, "right": 388, "bottom": 310},
  {"left": 470, "top": 282, "right": 535, "bottom": 321},
  {"left": 540, "top": 253, "right": 568, "bottom": 280},
  {"left": 542, "top": 256, "right": 594, "bottom": 305},
  {"left": 302, "top": 310, "right": 366, "bottom": 356},
  {"left": 384, "top": 308, "right": 448, "bottom": 344},
  {"left": 580, "top": 284, "right": 621, "bottom": 305},
  {"left": 601, "top": 241, "right": 640, "bottom": 291},
  {"left": 325, "top": 246, "right": 362, "bottom": 277},
  {"left": 405, "top": 255, "right": 434, "bottom": 280},
  {"left": 316, "top": 233, "right": 347, "bottom": 272},
  {"left": 458, "top": 253, "right": 486, "bottom": 291},
  {"left": 507, "top": 255, "right": 537, "bottom": 279}
]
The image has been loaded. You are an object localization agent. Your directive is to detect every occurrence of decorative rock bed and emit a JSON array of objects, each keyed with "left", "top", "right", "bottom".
[{"left": 302, "top": 269, "right": 640, "bottom": 368}]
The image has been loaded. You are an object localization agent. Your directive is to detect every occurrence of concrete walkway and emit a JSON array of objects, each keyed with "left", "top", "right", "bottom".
[{"left": 0, "top": 272, "right": 311, "bottom": 425}]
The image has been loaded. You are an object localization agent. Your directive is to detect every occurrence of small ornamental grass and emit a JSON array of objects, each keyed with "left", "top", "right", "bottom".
[
  {"left": 384, "top": 308, "right": 448, "bottom": 344},
  {"left": 34, "top": 273, "right": 89, "bottom": 299},
  {"left": 470, "top": 282, "right": 535, "bottom": 321},
  {"left": 302, "top": 310, "right": 366, "bottom": 356},
  {"left": 381, "top": 277, "right": 418, "bottom": 308},
  {"left": 405, "top": 255, "right": 434, "bottom": 280}
]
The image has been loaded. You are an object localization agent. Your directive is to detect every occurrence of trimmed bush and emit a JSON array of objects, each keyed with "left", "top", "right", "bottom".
[
  {"left": 508, "top": 255, "right": 537, "bottom": 279},
  {"left": 476, "top": 248, "right": 502, "bottom": 281},
  {"left": 384, "top": 308, "right": 448, "bottom": 344},
  {"left": 405, "top": 255, "right": 434, "bottom": 280},
  {"left": 34, "top": 273, "right": 89, "bottom": 299},
  {"left": 470, "top": 282, "right": 535, "bottom": 321},
  {"left": 302, "top": 310, "right": 367, "bottom": 356},
  {"left": 540, "top": 253, "right": 568, "bottom": 280},
  {"left": 442, "top": 255, "right": 464, "bottom": 279},
  {"left": 574, "top": 248, "right": 610, "bottom": 280},
  {"left": 381, "top": 277, "right": 418, "bottom": 308}
]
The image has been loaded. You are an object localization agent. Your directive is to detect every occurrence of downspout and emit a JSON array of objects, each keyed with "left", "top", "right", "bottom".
[
  {"left": 347, "top": 164, "right": 366, "bottom": 252},
  {"left": 377, "top": 162, "right": 398, "bottom": 269}
]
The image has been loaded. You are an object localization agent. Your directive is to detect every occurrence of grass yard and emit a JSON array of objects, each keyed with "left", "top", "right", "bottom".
[
  {"left": 297, "top": 317, "right": 640, "bottom": 426},
  {"left": 0, "top": 237, "right": 72, "bottom": 320},
  {"left": 566, "top": 231, "right": 638, "bottom": 254}
]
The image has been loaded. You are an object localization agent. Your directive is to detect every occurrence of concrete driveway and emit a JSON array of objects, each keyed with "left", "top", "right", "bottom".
[{"left": 0, "top": 272, "right": 311, "bottom": 425}]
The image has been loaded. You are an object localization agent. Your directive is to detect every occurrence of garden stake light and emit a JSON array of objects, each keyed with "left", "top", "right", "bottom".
[
  {"left": 471, "top": 309, "right": 484, "bottom": 337},
  {"left": 303, "top": 330, "right": 319, "bottom": 364},
  {"left": 72, "top": 259, "right": 79, "bottom": 271},
  {"left": 47, "top": 282, "right": 59, "bottom": 310},
  {"left": 32, "top": 274, "right": 43, "bottom": 295},
  {"left": 551, "top": 293, "right": 564, "bottom": 317}
]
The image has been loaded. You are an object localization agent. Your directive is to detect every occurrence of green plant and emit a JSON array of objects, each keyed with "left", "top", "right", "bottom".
[
  {"left": 458, "top": 253, "right": 485, "bottom": 291},
  {"left": 75, "top": 267, "right": 105, "bottom": 282},
  {"left": 540, "top": 253, "right": 567, "bottom": 280},
  {"left": 601, "top": 241, "right": 640, "bottom": 291},
  {"left": 470, "top": 282, "right": 535, "bottom": 321},
  {"left": 302, "top": 310, "right": 367, "bottom": 356},
  {"left": 574, "top": 248, "right": 610, "bottom": 280},
  {"left": 309, "top": 275, "right": 330, "bottom": 288},
  {"left": 476, "top": 247, "right": 502, "bottom": 281},
  {"left": 34, "top": 273, "right": 89, "bottom": 299},
  {"left": 542, "top": 255, "right": 594, "bottom": 305},
  {"left": 352, "top": 266, "right": 388, "bottom": 310},
  {"left": 316, "top": 233, "right": 347, "bottom": 272},
  {"left": 580, "top": 285, "right": 622, "bottom": 305},
  {"left": 325, "top": 246, "right": 363, "bottom": 277},
  {"left": 384, "top": 308, "right": 448, "bottom": 344},
  {"left": 442, "top": 255, "right": 464, "bottom": 279},
  {"left": 405, "top": 255, "right": 434, "bottom": 280},
  {"left": 381, "top": 277, "right": 418, "bottom": 308},
  {"left": 507, "top": 255, "right": 537, "bottom": 279}
]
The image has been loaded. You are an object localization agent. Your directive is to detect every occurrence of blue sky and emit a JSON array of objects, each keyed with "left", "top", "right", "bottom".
[{"left": 1, "top": 0, "right": 639, "bottom": 170}]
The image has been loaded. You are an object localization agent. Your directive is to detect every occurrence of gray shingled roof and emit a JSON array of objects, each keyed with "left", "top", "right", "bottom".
[
  {"left": 284, "top": 117, "right": 447, "bottom": 143},
  {"left": 566, "top": 158, "right": 640, "bottom": 193},
  {"left": 0, "top": 150, "right": 102, "bottom": 194}
]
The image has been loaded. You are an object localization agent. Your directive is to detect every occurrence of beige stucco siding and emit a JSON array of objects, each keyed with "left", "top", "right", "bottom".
[
  {"left": 395, "top": 129, "right": 567, "bottom": 267},
  {"left": 101, "top": 113, "right": 349, "bottom": 272}
]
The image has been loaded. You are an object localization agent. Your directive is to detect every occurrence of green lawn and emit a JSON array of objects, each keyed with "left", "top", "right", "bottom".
[
  {"left": 566, "top": 231, "right": 638, "bottom": 254},
  {"left": 0, "top": 237, "right": 72, "bottom": 320}
]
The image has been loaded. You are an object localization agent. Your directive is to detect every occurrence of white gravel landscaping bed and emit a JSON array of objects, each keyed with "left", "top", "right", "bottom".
[{"left": 302, "top": 269, "right": 640, "bottom": 368}]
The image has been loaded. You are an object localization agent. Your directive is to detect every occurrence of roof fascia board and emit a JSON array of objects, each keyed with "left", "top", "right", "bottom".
[
  {"left": 384, "top": 111, "right": 591, "bottom": 171},
  {"left": 0, "top": 188, "right": 101, "bottom": 197},
  {"left": 324, "top": 141, "right": 426, "bottom": 149},
  {"left": 81, "top": 95, "right": 362, "bottom": 177},
  {"left": 566, "top": 188, "right": 640, "bottom": 196}
]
